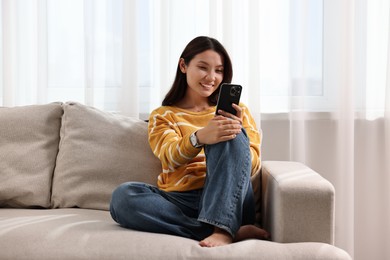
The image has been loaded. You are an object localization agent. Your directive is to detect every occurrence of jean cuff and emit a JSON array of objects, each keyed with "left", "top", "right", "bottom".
[{"left": 197, "top": 218, "right": 236, "bottom": 238}]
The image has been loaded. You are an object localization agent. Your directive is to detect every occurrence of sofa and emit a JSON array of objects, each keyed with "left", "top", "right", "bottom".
[{"left": 0, "top": 102, "right": 351, "bottom": 260}]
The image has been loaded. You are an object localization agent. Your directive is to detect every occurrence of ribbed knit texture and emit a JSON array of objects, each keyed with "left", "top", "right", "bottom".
[{"left": 148, "top": 103, "right": 261, "bottom": 192}]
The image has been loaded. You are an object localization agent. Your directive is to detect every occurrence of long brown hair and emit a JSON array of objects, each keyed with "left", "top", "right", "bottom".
[{"left": 162, "top": 36, "right": 233, "bottom": 106}]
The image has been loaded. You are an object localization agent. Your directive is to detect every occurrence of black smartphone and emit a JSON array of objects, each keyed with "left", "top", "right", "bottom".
[{"left": 215, "top": 83, "right": 242, "bottom": 116}]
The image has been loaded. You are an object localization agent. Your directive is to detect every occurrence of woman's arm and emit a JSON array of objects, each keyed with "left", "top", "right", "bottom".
[
  {"left": 241, "top": 106, "right": 262, "bottom": 175},
  {"left": 148, "top": 109, "right": 201, "bottom": 171}
]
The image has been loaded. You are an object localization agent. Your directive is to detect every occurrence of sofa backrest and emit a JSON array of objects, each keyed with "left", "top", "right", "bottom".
[
  {"left": 0, "top": 103, "right": 63, "bottom": 208},
  {"left": 0, "top": 102, "right": 162, "bottom": 210}
]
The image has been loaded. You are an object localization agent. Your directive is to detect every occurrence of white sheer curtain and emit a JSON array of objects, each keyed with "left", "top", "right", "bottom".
[
  {"left": 261, "top": 1, "right": 390, "bottom": 259},
  {"left": 1, "top": 0, "right": 390, "bottom": 259},
  {"left": 0, "top": 0, "right": 135, "bottom": 115}
]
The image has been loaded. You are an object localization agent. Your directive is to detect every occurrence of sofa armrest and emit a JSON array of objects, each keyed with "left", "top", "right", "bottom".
[{"left": 261, "top": 161, "right": 335, "bottom": 244}]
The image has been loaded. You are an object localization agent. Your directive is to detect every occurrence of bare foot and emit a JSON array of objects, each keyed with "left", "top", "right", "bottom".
[
  {"left": 199, "top": 227, "right": 233, "bottom": 247},
  {"left": 234, "top": 225, "right": 270, "bottom": 242}
]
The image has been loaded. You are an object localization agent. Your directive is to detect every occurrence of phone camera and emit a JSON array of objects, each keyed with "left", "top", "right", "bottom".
[{"left": 230, "top": 86, "right": 240, "bottom": 97}]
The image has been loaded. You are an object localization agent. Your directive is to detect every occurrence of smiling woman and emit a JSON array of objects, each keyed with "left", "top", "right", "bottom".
[
  {"left": 1, "top": 0, "right": 390, "bottom": 258},
  {"left": 176, "top": 50, "right": 224, "bottom": 110},
  {"left": 109, "top": 36, "right": 268, "bottom": 247},
  {"left": 161, "top": 36, "right": 232, "bottom": 109}
]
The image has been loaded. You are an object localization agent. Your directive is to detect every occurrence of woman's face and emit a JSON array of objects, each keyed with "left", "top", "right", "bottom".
[{"left": 180, "top": 49, "right": 224, "bottom": 101}]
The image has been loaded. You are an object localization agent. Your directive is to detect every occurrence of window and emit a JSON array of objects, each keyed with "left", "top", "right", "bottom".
[
  {"left": 136, "top": 0, "right": 324, "bottom": 114},
  {"left": 1, "top": 0, "right": 326, "bottom": 115},
  {"left": 47, "top": 0, "right": 123, "bottom": 111}
]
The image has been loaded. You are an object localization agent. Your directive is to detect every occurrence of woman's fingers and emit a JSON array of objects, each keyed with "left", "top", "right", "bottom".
[
  {"left": 197, "top": 116, "right": 242, "bottom": 145},
  {"left": 214, "top": 117, "right": 241, "bottom": 139},
  {"left": 217, "top": 104, "right": 244, "bottom": 124}
]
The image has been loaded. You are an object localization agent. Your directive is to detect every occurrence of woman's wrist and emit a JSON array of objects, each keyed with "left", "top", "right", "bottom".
[
  {"left": 195, "top": 128, "right": 207, "bottom": 146},
  {"left": 190, "top": 131, "right": 203, "bottom": 148}
]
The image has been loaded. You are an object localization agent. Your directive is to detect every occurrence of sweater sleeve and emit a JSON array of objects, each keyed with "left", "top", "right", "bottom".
[
  {"left": 241, "top": 104, "right": 262, "bottom": 175},
  {"left": 148, "top": 108, "right": 201, "bottom": 172}
]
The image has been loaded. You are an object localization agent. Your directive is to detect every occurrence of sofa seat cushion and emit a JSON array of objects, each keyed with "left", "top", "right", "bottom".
[
  {"left": 0, "top": 103, "right": 63, "bottom": 208},
  {"left": 0, "top": 208, "right": 351, "bottom": 260},
  {"left": 52, "top": 102, "right": 161, "bottom": 210}
]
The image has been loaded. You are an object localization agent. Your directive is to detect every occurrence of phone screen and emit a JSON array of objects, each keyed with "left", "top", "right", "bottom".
[{"left": 215, "top": 84, "right": 242, "bottom": 116}]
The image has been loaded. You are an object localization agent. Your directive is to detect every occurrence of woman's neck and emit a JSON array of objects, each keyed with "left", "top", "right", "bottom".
[{"left": 175, "top": 96, "right": 212, "bottom": 112}]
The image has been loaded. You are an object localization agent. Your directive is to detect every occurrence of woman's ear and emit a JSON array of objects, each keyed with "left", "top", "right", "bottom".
[{"left": 179, "top": 58, "right": 187, "bottom": 73}]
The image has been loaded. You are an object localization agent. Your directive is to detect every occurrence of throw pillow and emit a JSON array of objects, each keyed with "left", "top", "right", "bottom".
[
  {"left": 51, "top": 102, "right": 161, "bottom": 210},
  {"left": 0, "top": 103, "right": 63, "bottom": 208}
]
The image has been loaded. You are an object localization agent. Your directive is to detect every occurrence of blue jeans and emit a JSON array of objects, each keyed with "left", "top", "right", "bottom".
[{"left": 109, "top": 130, "right": 255, "bottom": 241}]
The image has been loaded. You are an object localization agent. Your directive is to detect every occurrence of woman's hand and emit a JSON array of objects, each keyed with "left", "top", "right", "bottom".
[
  {"left": 196, "top": 115, "right": 242, "bottom": 146},
  {"left": 195, "top": 104, "right": 245, "bottom": 145},
  {"left": 217, "top": 103, "right": 244, "bottom": 125}
]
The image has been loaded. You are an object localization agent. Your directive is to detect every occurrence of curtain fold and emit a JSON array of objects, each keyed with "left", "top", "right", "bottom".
[
  {"left": 37, "top": 0, "right": 48, "bottom": 104},
  {"left": 2, "top": 0, "right": 16, "bottom": 106},
  {"left": 121, "top": 0, "right": 138, "bottom": 117}
]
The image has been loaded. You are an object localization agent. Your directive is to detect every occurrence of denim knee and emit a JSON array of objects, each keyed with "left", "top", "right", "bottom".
[
  {"left": 110, "top": 182, "right": 143, "bottom": 223},
  {"left": 109, "top": 182, "right": 128, "bottom": 222}
]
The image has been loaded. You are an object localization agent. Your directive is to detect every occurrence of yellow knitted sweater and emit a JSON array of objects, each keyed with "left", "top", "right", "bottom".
[{"left": 148, "top": 103, "right": 261, "bottom": 192}]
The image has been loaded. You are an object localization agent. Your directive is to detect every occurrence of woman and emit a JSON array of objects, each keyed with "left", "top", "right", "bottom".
[{"left": 110, "top": 36, "right": 269, "bottom": 247}]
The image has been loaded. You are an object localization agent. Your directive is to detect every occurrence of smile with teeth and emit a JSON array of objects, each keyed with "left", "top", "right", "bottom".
[{"left": 201, "top": 83, "right": 214, "bottom": 89}]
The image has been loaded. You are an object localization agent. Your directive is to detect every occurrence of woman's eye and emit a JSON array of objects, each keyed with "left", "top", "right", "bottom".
[{"left": 216, "top": 69, "right": 224, "bottom": 74}]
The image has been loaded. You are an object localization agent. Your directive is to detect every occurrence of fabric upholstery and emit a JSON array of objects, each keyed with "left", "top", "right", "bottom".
[
  {"left": 0, "top": 103, "right": 63, "bottom": 208},
  {"left": 261, "top": 161, "right": 335, "bottom": 244},
  {"left": 51, "top": 102, "right": 161, "bottom": 210},
  {"left": 0, "top": 102, "right": 352, "bottom": 260},
  {"left": 0, "top": 208, "right": 352, "bottom": 260}
]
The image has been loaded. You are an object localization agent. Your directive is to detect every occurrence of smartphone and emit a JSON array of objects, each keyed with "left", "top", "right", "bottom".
[{"left": 215, "top": 83, "right": 242, "bottom": 116}]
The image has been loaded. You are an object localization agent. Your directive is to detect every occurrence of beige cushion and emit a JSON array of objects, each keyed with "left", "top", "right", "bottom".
[
  {"left": 0, "top": 103, "right": 63, "bottom": 208},
  {"left": 52, "top": 102, "right": 161, "bottom": 210},
  {"left": 0, "top": 208, "right": 352, "bottom": 260}
]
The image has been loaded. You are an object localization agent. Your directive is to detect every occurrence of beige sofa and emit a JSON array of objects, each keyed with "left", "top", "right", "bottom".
[{"left": 0, "top": 102, "right": 351, "bottom": 260}]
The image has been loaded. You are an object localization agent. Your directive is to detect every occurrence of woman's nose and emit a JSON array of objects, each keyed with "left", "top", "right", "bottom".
[{"left": 205, "top": 71, "right": 216, "bottom": 81}]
